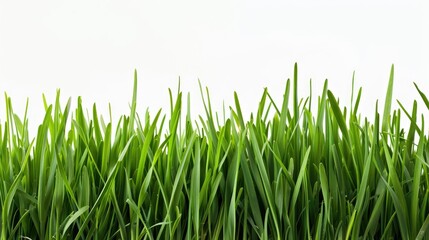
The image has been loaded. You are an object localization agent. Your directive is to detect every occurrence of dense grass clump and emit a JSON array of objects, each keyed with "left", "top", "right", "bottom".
[{"left": 1, "top": 64, "right": 429, "bottom": 239}]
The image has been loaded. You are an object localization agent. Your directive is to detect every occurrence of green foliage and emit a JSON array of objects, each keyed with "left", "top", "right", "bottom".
[{"left": 1, "top": 65, "right": 429, "bottom": 239}]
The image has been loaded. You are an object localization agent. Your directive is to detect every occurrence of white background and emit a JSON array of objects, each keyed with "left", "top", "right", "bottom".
[{"left": 1, "top": 0, "right": 428, "bottom": 134}]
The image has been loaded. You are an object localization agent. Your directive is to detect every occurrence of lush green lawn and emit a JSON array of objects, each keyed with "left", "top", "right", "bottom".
[{"left": 1, "top": 64, "right": 429, "bottom": 239}]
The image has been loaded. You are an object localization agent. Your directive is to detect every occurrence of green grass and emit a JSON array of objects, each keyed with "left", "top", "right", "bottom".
[{"left": 1, "top": 64, "right": 429, "bottom": 239}]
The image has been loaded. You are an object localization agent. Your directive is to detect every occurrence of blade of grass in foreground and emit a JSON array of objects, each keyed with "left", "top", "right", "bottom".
[
  {"left": 382, "top": 64, "right": 394, "bottom": 133},
  {"left": 75, "top": 136, "right": 135, "bottom": 239},
  {"left": 249, "top": 124, "right": 281, "bottom": 239},
  {"left": 327, "top": 91, "right": 350, "bottom": 146},
  {"left": 1, "top": 140, "right": 34, "bottom": 239}
]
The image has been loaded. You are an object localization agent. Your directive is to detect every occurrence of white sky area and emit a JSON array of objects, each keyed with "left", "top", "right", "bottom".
[{"left": 0, "top": 1, "right": 428, "bottom": 135}]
